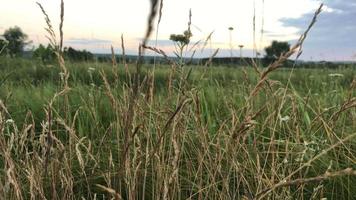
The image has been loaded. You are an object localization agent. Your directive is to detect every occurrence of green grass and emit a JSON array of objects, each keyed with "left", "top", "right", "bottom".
[{"left": 0, "top": 57, "right": 355, "bottom": 199}]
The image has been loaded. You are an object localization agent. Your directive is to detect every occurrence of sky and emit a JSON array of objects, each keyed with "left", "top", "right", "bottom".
[{"left": 0, "top": 0, "right": 355, "bottom": 61}]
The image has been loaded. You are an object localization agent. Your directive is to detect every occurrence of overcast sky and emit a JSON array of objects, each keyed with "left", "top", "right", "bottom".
[{"left": 1, "top": 0, "right": 355, "bottom": 61}]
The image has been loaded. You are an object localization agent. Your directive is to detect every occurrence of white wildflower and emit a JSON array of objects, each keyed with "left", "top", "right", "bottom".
[
  {"left": 279, "top": 115, "right": 290, "bottom": 122},
  {"left": 88, "top": 67, "right": 95, "bottom": 73},
  {"left": 283, "top": 158, "right": 288, "bottom": 164},
  {"left": 59, "top": 72, "right": 65, "bottom": 80},
  {"left": 5, "top": 119, "right": 14, "bottom": 124},
  {"left": 328, "top": 73, "right": 344, "bottom": 77}
]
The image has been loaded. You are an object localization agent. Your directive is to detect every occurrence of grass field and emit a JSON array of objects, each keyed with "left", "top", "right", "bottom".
[
  {"left": 0, "top": 56, "right": 355, "bottom": 199},
  {"left": 1, "top": 1, "right": 356, "bottom": 199}
]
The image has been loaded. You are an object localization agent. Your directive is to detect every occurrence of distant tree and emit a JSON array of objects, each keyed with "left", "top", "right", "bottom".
[
  {"left": 81, "top": 50, "right": 94, "bottom": 61},
  {"left": 63, "top": 47, "right": 94, "bottom": 62},
  {"left": 33, "top": 44, "right": 56, "bottom": 63},
  {"left": 264, "top": 40, "right": 290, "bottom": 65},
  {"left": 3, "top": 26, "right": 30, "bottom": 57},
  {"left": 64, "top": 47, "right": 77, "bottom": 60}
]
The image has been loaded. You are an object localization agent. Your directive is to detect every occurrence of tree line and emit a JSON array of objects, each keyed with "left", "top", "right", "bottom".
[
  {"left": 0, "top": 26, "right": 94, "bottom": 63},
  {"left": 32, "top": 44, "right": 94, "bottom": 63},
  {"left": 1, "top": 26, "right": 348, "bottom": 68}
]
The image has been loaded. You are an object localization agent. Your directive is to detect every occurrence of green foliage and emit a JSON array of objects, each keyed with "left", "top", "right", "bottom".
[
  {"left": 169, "top": 30, "right": 193, "bottom": 61},
  {"left": 32, "top": 44, "right": 56, "bottom": 63},
  {"left": 32, "top": 44, "right": 94, "bottom": 63},
  {"left": 2, "top": 26, "right": 29, "bottom": 57},
  {"left": 63, "top": 46, "right": 94, "bottom": 62},
  {"left": 264, "top": 40, "right": 291, "bottom": 65},
  {"left": 169, "top": 30, "right": 192, "bottom": 48}
]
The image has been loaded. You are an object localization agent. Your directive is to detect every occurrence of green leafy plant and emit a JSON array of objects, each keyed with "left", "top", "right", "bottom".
[{"left": 169, "top": 30, "right": 192, "bottom": 64}]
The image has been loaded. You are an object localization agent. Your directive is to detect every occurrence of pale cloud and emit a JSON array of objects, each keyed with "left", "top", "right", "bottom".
[
  {"left": 66, "top": 38, "right": 112, "bottom": 45},
  {"left": 281, "top": 0, "right": 356, "bottom": 61}
]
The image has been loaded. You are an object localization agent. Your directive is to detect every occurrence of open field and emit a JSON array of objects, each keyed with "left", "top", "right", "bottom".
[
  {"left": 0, "top": 56, "right": 355, "bottom": 199},
  {"left": 1, "top": 0, "right": 356, "bottom": 199}
]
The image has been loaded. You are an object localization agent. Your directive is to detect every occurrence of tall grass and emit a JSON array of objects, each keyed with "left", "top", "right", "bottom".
[{"left": 0, "top": 1, "right": 355, "bottom": 200}]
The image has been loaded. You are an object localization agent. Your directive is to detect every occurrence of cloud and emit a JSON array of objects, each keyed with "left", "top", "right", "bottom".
[
  {"left": 280, "top": 0, "right": 356, "bottom": 60},
  {"left": 264, "top": 30, "right": 297, "bottom": 41},
  {"left": 66, "top": 38, "right": 112, "bottom": 45},
  {"left": 145, "top": 39, "right": 174, "bottom": 47}
]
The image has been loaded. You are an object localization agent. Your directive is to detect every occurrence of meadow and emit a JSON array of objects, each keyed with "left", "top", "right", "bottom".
[
  {"left": 0, "top": 1, "right": 356, "bottom": 199},
  {"left": 0, "top": 56, "right": 355, "bottom": 199}
]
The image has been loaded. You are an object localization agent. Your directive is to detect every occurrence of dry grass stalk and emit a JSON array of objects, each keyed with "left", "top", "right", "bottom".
[
  {"left": 96, "top": 184, "right": 123, "bottom": 200},
  {"left": 37, "top": 1, "right": 69, "bottom": 90},
  {"left": 143, "top": 0, "right": 160, "bottom": 47},
  {"left": 253, "top": 0, "right": 256, "bottom": 57},
  {"left": 141, "top": 44, "right": 178, "bottom": 96},
  {"left": 158, "top": 0, "right": 164, "bottom": 24},
  {"left": 121, "top": 34, "right": 126, "bottom": 66},
  {"left": 4, "top": 152, "right": 23, "bottom": 200},
  {"left": 201, "top": 31, "right": 214, "bottom": 53},
  {"left": 163, "top": 120, "right": 181, "bottom": 200},
  {"left": 36, "top": 2, "right": 57, "bottom": 47},
  {"left": 0, "top": 41, "right": 8, "bottom": 55},
  {"left": 1, "top": 0, "right": 355, "bottom": 199},
  {"left": 257, "top": 130, "right": 356, "bottom": 199},
  {"left": 100, "top": 69, "right": 117, "bottom": 110},
  {"left": 142, "top": 45, "right": 177, "bottom": 66},
  {"left": 121, "top": 34, "right": 131, "bottom": 85},
  {"left": 43, "top": 106, "right": 53, "bottom": 175},
  {"left": 111, "top": 45, "right": 119, "bottom": 81},
  {"left": 59, "top": 0, "right": 64, "bottom": 52},
  {"left": 249, "top": 4, "right": 323, "bottom": 98},
  {"left": 255, "top": 168, "right": 356, "bottom": 200},
  {"left": 204, "top": 48, "right": 220, "bottom": 67}
]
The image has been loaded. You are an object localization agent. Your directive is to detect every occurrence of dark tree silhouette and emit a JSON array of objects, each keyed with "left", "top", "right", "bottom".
[
  {"left": 63, "top": 47, "right": 94, "bottom": 62},
  {"left": 33, "top": 44, "right": 94, "bottom": 62},
  {"left": 264, "top": 40, "right": 290, "bottom": 65},
  {"left": 33, "top": 44, "right": 56, "bottom": 63},
  {"left": 3, "top": 26, "right": 30, "bottom": 57}
]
